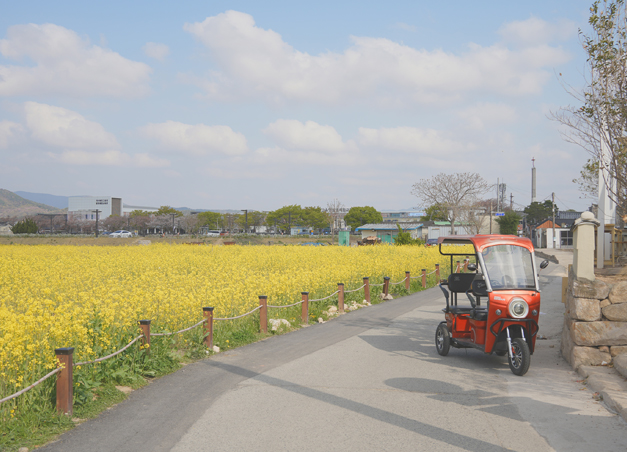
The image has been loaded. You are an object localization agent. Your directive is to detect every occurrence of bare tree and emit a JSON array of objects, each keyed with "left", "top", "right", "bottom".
[
  {"left": 180, "top": 214, "right": 200, "bottom": 234},
  {"left": 550, "top": 0, "right": 627, "bottom": 219},
  {"left": 325, "top": 198, "right": 346, "bottom": 234},
  {"left": 411, "top": 173, "right": 491, "bottom": 235}
]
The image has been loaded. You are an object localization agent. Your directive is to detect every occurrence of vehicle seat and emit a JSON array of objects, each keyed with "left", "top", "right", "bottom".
[{"left": 448, "top": 273, "right": 475, "bottom": 293}]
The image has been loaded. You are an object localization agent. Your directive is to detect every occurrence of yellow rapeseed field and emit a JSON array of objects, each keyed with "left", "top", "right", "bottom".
[{"left": 0, "top": 243, "right": 463, "bottom": 399}]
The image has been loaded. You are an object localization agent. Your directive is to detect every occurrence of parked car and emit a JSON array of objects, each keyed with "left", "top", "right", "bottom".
[
  {"left": 110, "top": 230, "right": 133, "bottom": 238},
  {"left": 206, "top": 230, "right": 221, "bottom": 237},
  {"left": 426, "top": 238, "right": 438, "bottom": 246}
]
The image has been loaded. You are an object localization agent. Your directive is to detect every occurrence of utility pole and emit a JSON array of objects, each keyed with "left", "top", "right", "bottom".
[
  {"left": 242, "top": 210, "right": 248, "bottom": 234},
  {"left": 288, "top": 211, "right": 292, "bottom": 235},
  {"left": 169, "top": 213, "right": 176, "bottom": 234},
  {"left": 552, "top": 193, "right": 556, "bottom": 249},
  {"left": 510, "top": 193, "right": 513, "bottom": 210},
  {"left": 90, "top": 209, "right": 101, "bottom": 237},
  {"left": 496, "top": 178, "right": 500, "bottom": 212},
  {"left": 489, "top": 203, "right": 493, "bottom": 234}
]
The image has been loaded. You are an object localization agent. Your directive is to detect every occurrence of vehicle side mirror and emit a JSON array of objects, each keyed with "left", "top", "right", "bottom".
[
  {"left": 540, "top": 260, "right": 549, "bottom": 270},
  {"left": 467, "top": 263, "right": 477, "bottom": 272}
]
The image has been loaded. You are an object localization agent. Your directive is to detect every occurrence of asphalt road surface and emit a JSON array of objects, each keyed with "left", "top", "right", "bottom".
[{"left": 39, "top": 273, "right": 627, "bottom": 452}]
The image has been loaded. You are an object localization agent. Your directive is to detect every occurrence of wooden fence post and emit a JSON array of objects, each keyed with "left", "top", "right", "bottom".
[
  {"left": 422, "top": 269, "right": 426, "bottom": 288},
  {"left": 139, "top": 320, "right": 151, "bottom": 354},
  {"left": 456, "top": 261, "right": 461, "bottom": 273},
  {"left": 301, "top": 292, "right": 309, "bottom": 323},
  {"left": 463, "top": 257, "right": 469, "bottom": 272},
  {"left": 383, "top": 277, "right": 390, "bottom": 297},
  {"left": 436, "top": 264, "right": 440, "bottom": 281},
  {"left": 55, "top": 347, "right": 74, "bottom": 415},
  {"left": 203, "top": 307, "right": 214, "bottom": 348},
  {"left": 363, "top": 277, "right": 370, "bottom": 303},
  {"left": 338, "top": 283, "right": 345, "bottom": 313},
  {"left": 259, "top": 296, "right": 268, "bottom": 333},
  {"left": 405, "top": 271, "right": 410, "bottom": 291}
]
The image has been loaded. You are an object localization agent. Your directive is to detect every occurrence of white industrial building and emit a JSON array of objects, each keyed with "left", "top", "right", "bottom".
[{"left": 68, "top": 196, "right": 122, "bottom": 220}]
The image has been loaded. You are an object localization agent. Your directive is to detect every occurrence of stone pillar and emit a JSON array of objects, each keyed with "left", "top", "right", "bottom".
[{"left": 572, "top": 211, "right": 600, "bottom": 281}]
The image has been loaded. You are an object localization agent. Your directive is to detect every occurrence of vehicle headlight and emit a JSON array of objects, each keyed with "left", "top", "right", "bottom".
[{"left": 508, "top": 298, "right": 529, "bottom": 318}]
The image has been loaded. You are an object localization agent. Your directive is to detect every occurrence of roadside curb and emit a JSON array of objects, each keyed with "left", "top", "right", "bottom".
[{"left": 578, "top": 365, "right": 627, "bottom": 422}]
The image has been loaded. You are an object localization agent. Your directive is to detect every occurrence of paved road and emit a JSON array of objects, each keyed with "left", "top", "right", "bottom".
[{"left": 40, "top": 271, "right": 626, "bottom": 451}]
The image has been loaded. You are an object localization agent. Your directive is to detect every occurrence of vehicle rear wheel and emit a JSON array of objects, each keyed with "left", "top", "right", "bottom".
[
  {"left": 435, "top": 323, "right": 450, "bottom": 356},
  {"left": 508, "top": 338, "right": 530, "bottom": 376}
]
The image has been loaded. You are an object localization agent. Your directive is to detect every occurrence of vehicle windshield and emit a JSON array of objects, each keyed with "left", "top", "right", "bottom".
[{"left": 481, "top": 245, "right": 535, "bottom": 290}]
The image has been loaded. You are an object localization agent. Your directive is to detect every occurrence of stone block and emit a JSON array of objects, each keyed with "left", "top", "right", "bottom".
[
  {"left": 611, "top": 345, "right": 627, "bottom": 357},
  {"left": 570, "top": 320, "right": 627, "bottom": 346},
  {"left": 572, "top": 346, "right": 611, "bottom": 369},
  {"left": 570, "top": 276, "right": 610, "bottom": 300},
  {"left": 600, "top": 299, "right": 611, "bottom": 309},
  {"left": 561, "top": 317, "right": 574, "bottom": 365},
  {"left": 614, "top": 354, "right": 627, "bottom": 379},
  {"left": 602, "top": 303, "right": 627, "bottom": 321},
  {"left": 568, "top": 296, "right": 601, "bottom": 321},
  {"left": 609, "top": 281, "right": 627, "bottom": 304}
]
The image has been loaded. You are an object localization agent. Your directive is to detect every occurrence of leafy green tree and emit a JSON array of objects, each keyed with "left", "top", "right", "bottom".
[
  {"left": 344, "top": 206, "right": 382, "bottom": 231},
  {"left": 197, "top": 211, "right": 222, "bottom": 229},
  {"left": 420, "top": 203, "right": 449, "bottom": 222},
  {"left": 265, "top": 205, "right": 302, "bottom": 233},
  {"left": 496, "top": 211, "right": 521, "bottom": 235},
  {"left": 11, "top": 218, "right": 38, "bottom": 233},
  {"left": 301, "top": 206, "right": 330, "bottom": 230},
  {"left": 523, "top": 201, "right": 555, "bottom": 225},
  {"left": 394, "top": 224, "right": 423, "bottom": 245},
  {"left": 156, "top": 206, "right": 183, "bottom": 217}
]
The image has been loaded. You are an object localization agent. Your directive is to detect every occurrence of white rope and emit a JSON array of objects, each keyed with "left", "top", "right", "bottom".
[
  {"left": 389, "top": 279, "right": 406, "bottom": 285},
  {"left": 74, "top": 335, "right": 144, "bottom": 366},
  {"left": 344, "top": 284, "right": 366, "bottom": 293},
  {"left": 309, "top": 290, "right": 340, "bottom": 302},
  {"left": 427, "top": 269, "right": 437, "bottom": 275},
  {"left": 215, "top": 305, "right": 262, "bottom": 321},
  {"left": 370, "top": 283, "right": 385, "bottom": 287},
  {"left": 268, "top": 300, "right": 304, "bottom": 308},
  {"left": 0, "top": 368, "right": 61, "bottom": 405},
  {"left": 152, "top": 318, "right": 206, "bottom": 336}
]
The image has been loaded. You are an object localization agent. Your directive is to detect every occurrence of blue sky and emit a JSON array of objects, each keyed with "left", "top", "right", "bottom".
[{"left": 0, "top": 0, "right": 598, "bottom": 212}]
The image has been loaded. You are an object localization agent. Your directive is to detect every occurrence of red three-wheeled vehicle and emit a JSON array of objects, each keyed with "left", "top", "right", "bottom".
[{"left": 435, "top": 235, "right": 549, "bottom": 376}]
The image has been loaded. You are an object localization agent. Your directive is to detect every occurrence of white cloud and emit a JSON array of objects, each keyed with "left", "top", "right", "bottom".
[
  {"left": 458, "top": 102, "right": 517, "bottom": 130},
  {"left": 0, "top": 120, "right": 24, "bottom": 148},
  {"left": 0, "top": 23, "right": 151, "bottom": 97},
  {"left": 24, "top": 102, "right": 119, "bottom": 149},
  {"left": 358, "top": 126, "right": 472, "bottom": 154},
  {"left": 498, "top": 17, "right": 576, "bottom": 46},
  {"left": 263, "top": 119, "right": 352, "bottom": 153},
  {"left": 139, "top": 120, "right": 248, "bottom": 156},
  {"left": 48, "top": 150, "right": 169, "bottom": 167},
  {"left": 143, "top": 42, "right": 170, "bottom": 61},
  {"left": 183, "top": 11, "right": 571, "bottom": 105}
]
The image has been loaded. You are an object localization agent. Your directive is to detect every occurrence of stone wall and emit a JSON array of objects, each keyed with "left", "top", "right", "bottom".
[{"left": 561, "top": 268, "right": 627, "bottom": 369}]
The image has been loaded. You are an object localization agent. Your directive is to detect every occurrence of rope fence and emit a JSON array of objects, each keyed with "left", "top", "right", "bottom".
[{"left": 2, "top": 262, "right": 451, "bottom": 415}]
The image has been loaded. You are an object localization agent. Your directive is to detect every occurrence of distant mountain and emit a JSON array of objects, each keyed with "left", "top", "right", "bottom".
[
  {"left": 0, "top": 189, "right": 64, "bottom": 219},
  {"left": 15, "top": 191, "right": 69, "bottom": 209}
]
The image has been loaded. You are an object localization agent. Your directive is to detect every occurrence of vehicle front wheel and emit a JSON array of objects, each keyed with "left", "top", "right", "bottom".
[
  {"left": 435, "top": 323, "right": 450, "bottom": 356},
  {"left": 508, "top": 338, "right": 530, "bottom": 376}
]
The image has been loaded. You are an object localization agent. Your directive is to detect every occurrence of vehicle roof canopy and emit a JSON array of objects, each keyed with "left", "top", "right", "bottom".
[{"left": 437, "top": 234, "right": 534, "bottom": 254}]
